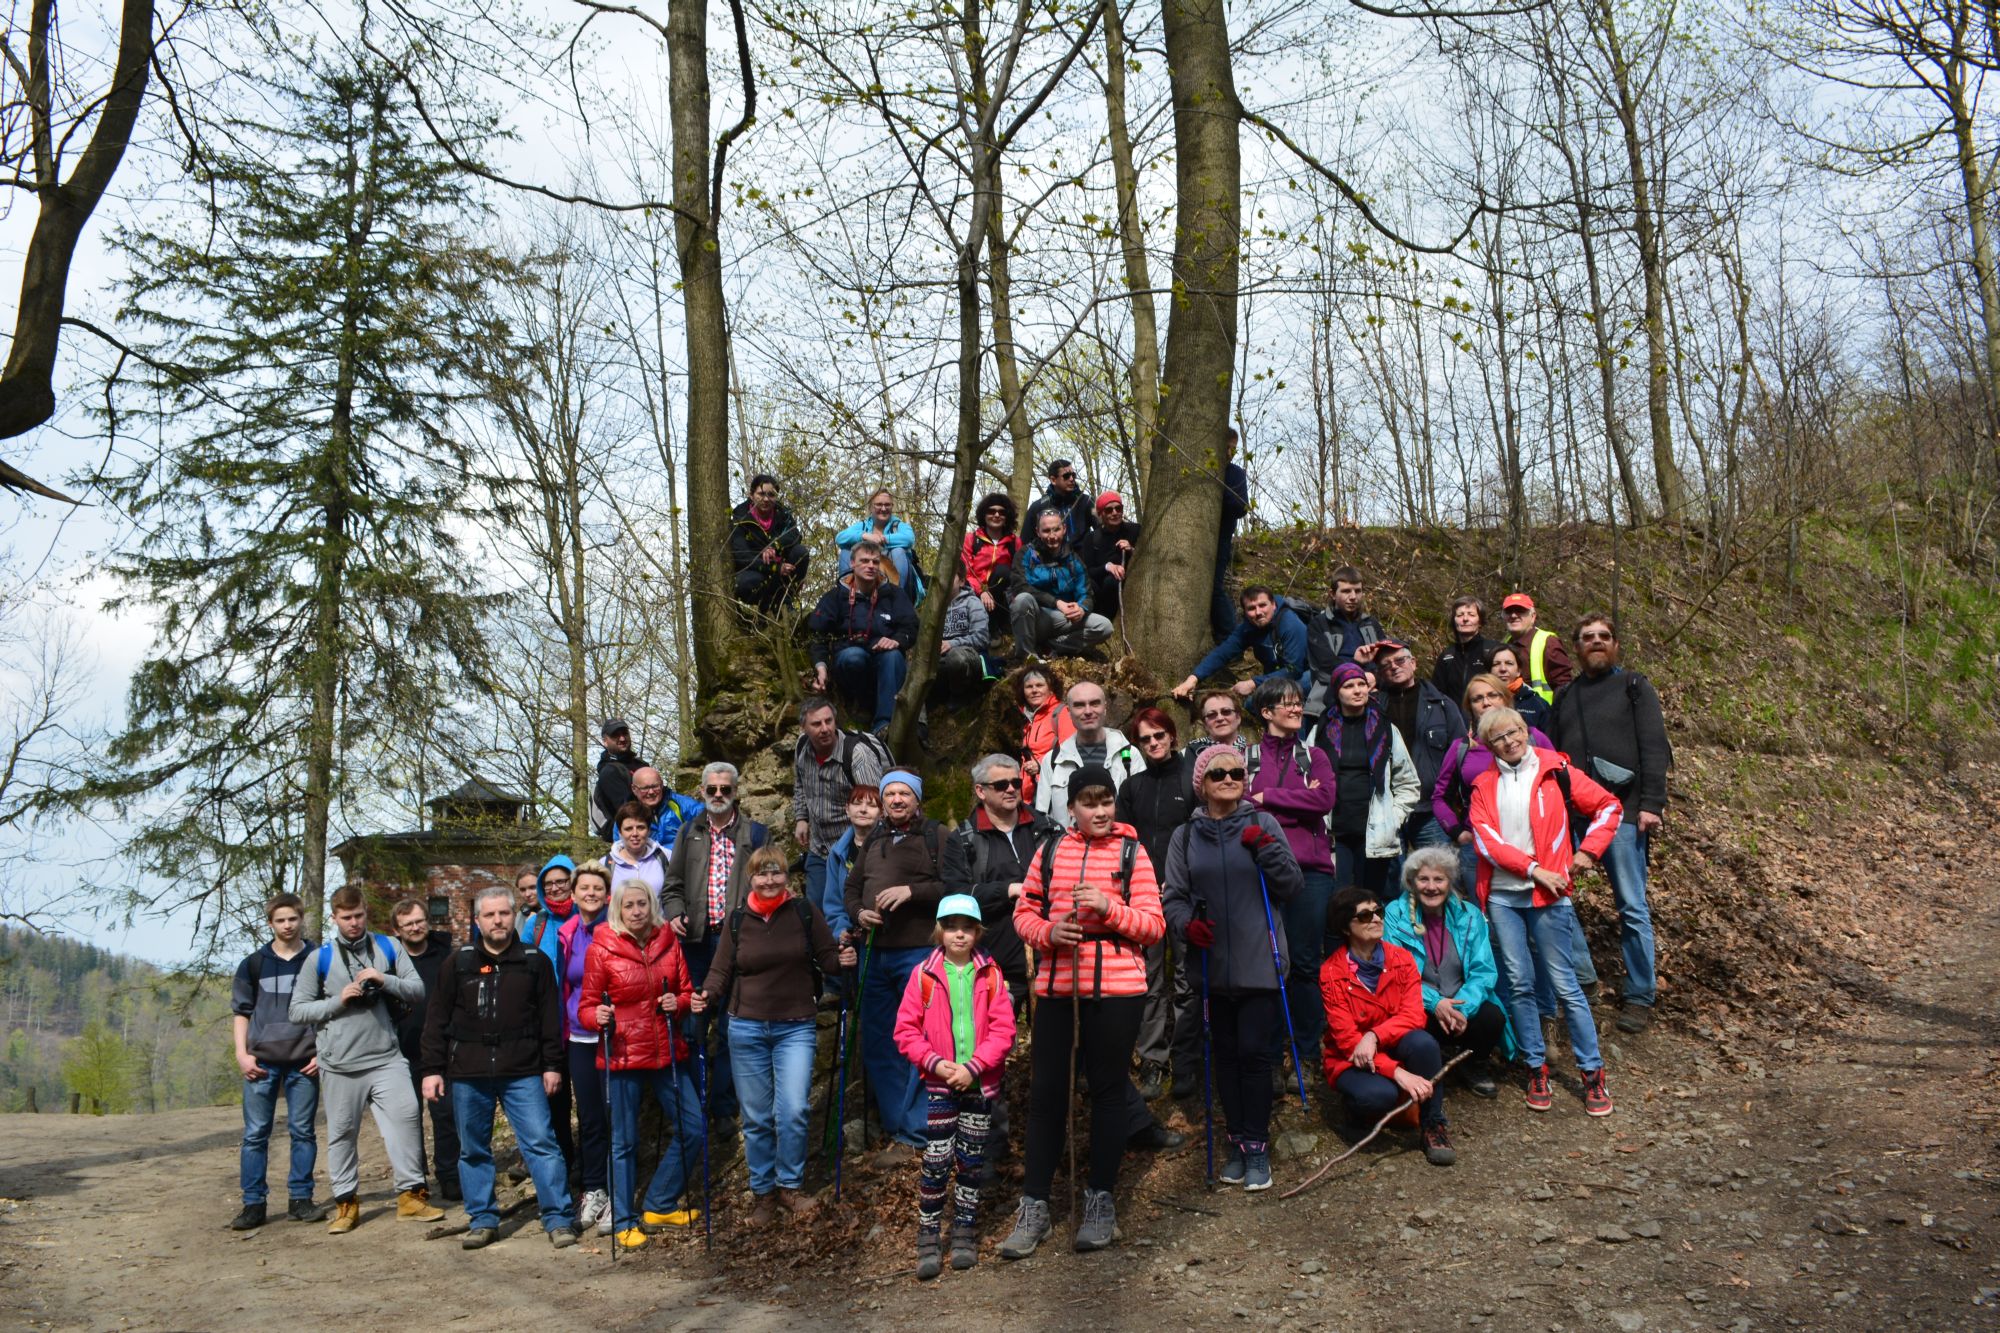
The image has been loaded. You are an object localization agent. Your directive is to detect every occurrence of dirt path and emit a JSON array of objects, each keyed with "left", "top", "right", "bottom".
[{"left": 5, "top": 905, "right": 1997, "bottom": 1331}]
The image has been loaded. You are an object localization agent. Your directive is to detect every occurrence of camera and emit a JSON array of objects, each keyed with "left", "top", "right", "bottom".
[{"left": 355, "top": 977, "right": 385, "bottom": 1005}]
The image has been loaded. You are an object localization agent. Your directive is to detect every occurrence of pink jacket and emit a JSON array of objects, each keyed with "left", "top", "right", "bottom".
[{"left": 893, "top": 948, "right": 1017, "bottom": 1098}]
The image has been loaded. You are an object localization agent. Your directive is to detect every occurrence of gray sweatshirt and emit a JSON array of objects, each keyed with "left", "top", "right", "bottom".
[{"left": 287, "top": 930, "right": 425, "bottom": 1075}]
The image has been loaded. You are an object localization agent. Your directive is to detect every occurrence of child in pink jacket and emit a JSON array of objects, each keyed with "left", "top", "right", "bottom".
[{"left": 893, "top": 894, "right": 1017, "bottom": 1280}]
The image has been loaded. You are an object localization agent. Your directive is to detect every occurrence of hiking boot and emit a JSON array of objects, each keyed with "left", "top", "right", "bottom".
[
  {"left": 1423, "top": 1123, "right": 1457, "bottom": 1166},
  {"left": 461, "top": 1227, "right": 498, "bottom": 1250},
  {"left": 915, "top": 1229, "right": 943, "bottom": 1280},
  {"left": 439, "top": 1181, "right": 462, "bottom": 1203},
  {"left": 286, "top": 1197, "right": 325, "bottom": 1223},
  {"left": 1464, "top": 1063, "right": 1499, "bottom": 1099},
  {"left": 1582, "top": 1068, "right": 1615, "bottom": 1117},
  {"left": 641, "top": 1207, "right": 701, "bottom": 1233},
  {"left": 549, "top": 1227, "right": 578, "bottom": 1249},
  {"left": 1172, "top": 1075, "right": 1201, "bottom": 1105},
  {"left": 576, "top": 1189, "right": 609, "bottom": 1231},
  {"left": 1072, "top": 1188, "right": 1116, "bottom": 1252},
  {"left": 950, "top": 1222, "right": 978, "bottom": 1270},
  {"left": 997, "top": 1196, "right": 1051, "bottom": 1260},
  {"left": 866, "top": 1142, "right": 916, "bottom": 1171},
  {"left": 396, "top": 1188, "right": 445, "bottom": 1222},
  {"left": 327, "top": 1196, "right": 360, "bottom": 1234},
  {"left": 1525, "top": 1064, "right": 1554, "bottom": 1113},
  {"left": 1136, "top": 1063, "right": 1166, "bottom": 1100},
  {"left": 1126, "top": 1121, "right": 1185, "bottom": 1153},
  {"left": 1243, "top": 1149, "right": 1273, "bottom": 1193},
  {"left": 745, "top": 1193, "right": 778, "bottom": 1229},
  {"left": 1215, "top": 1141, "right": 1246, "bottom": 1187},
  {"left": 778, "top": 1188, "right": 818, "bottom": 1217},
  {"left": 229, "top": 1202, "right": 266, "bottom": 1231},
  {"left": 615, "top": 1227, "right": 649, "bottom": 1250},
  {"left": 1615, "top": 1003, "right": 1653, "bottom": 1034}
]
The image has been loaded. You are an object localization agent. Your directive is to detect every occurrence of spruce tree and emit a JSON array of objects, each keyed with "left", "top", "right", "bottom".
[{"left": 90, "top": 39, "right": 516, "bottom": 929}]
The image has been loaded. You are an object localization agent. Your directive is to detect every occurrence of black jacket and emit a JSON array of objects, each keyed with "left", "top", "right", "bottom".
[
  {"left": 1303, "top": 609, "right": 1386, "bottom": 716},
  {"left": 592, "top": 744, "right": 649, "bottom": 842},
  {"left": 728, "top": 499, "right": 808, "bottom": 573},
  {"left": 420, "top": 934, "right": 566, "bottom": 1082},
  {"left": 1115, "top": 753, "right": 1195, "bottom": 881},
  {"left": 1549, "top": 667, "right": 1672, "bottom": 817},
  {"left": 1379, "top": 679, "right": 1464, "bottom": 830},
  {"left": 1078, "top": 520, "right": 1141, "bottom": 584},
  {"left": 394, "top": 930, "right": 456, "bottom": 1063},
  {"left": 1431, "top": 634, "right": 1504, "bottom": 711},
  {"left": 950, "top": 808, "right": 1054, "bottom": 989},
  {"left": 1023, "top": 486, "right": 1096, "bottom": 548}
]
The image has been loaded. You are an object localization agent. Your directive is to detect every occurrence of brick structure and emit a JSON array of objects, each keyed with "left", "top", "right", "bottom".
[{"left": 332, "top": 779, "right": 552, "bottom": 941}]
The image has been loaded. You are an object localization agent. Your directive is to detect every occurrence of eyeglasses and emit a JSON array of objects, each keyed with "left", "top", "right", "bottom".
[
  {"left": 1202, "top": 709, "right": 1236, "bottom": 721},
  {"left": 1490, "top": 728, "right": 1526, "bottom": 744},
  {"left": 705, "top": 784, "right": 735, "bottom": 796},
  {"left": 633, "top": 784, "right": 665, "bottom": 795},
  {"left": 980, "top": 777, "right": 1022, "bottom": 791},
  {"left": 1350, "top": 907, "right": 1382, "bottom": 923},
  {"left": 1205, "top": 766, "right": 1246, "bottom": 781}
]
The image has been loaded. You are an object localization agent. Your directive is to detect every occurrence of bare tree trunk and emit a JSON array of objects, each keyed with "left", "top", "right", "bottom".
[
  {"left": 668, "top": 0, "right": 736, "bottom": 698},
  {"left": 988, "top": 203, "right": 1038, "bottom": 511},
  {"left": 1594, "top": 0, "right": 1686, "bottom": 522},
  {"left": 1126, "top": 0, "right": 1238, "bottom": 673},
  {"left": 1944, "top": 45, "right": 2000, "bottom": 468},
  {"left": 1102, "top": 0, "right": 1162, "bottom": 506}
]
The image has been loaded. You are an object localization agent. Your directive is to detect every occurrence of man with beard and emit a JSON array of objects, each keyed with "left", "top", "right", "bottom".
[{"left": 1550, "top": 615, "right": 1672, "bottom": 1034}]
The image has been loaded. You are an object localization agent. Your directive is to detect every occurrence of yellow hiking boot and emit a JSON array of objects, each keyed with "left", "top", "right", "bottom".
[
  {"left": 641, "top": 1207, "right": 702, "bottom": 1233},
  {"left": 396, "top": 1188, "right": 445, "bottom": 1222},
  {"left": 327, "top": 1197, "right": 361, "bottom": 1234},
  {"left": 615, "top": 1228, "right": 649, "bottom": 1250}
]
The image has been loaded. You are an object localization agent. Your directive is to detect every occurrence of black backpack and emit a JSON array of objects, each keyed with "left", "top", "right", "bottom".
[
  {"left": 794, "top": 729, "right": 895, "bottom": 789},
  {"left": 1031, "top": 833, "right": 1140, "bottom": 916}
]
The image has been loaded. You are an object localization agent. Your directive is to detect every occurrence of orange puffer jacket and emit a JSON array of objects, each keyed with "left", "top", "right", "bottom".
[{"left": 1014, "top": 821, "right": 1165, "bottom": 1000}]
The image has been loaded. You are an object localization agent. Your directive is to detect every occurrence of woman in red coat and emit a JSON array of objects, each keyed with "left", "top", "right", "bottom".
[
  {"left": 1319, "top": 885, "right": 1457, "bottom": 1166},
  {"left": 578, "top": 882, "right": 704, "bottom": 1249}
]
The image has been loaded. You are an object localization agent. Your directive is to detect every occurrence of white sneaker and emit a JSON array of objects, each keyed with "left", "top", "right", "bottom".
[{"left": 577, "top": 1189, "right": 610, "bottom": 1232}]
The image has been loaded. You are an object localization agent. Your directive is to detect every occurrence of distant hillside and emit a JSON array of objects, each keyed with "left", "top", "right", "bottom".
[{"left": 0, "top": 927, "right": 236, "bottom": 1113}]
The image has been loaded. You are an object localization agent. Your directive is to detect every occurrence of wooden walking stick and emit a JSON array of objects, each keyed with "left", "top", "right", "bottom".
[{"left": 1278, "top": 1050, "right": 1471, "bottom": 1199}]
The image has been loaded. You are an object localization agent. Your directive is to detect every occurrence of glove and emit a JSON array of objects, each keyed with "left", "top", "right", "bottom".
[
  {"left": 1184, "top": 918, "right": 1215, "bottom": 950},
  {"left": 1241, "top": 824, "right": 1278, "bottom": 852}
]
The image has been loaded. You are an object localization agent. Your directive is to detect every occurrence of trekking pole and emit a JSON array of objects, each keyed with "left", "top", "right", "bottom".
[
  {"left": 1067, "top": 906, "right": 1081, "bottom": 1229},
  {"left": 1193, "top": 898, "right": 1214, "bottom": 1190},
  {"left": 848, "top": 928, "right": 875, "bottom": 1147},
  {"left": 602, "top": 990, "right": 618, "bottom": 1265},
  {"left": 696, "top": 1038, "right": 713, "bottom": 1252},
  {"left": 831, "top": 987, "right": 851, "bottom": 1200},
  {"left": 1257, "top": 869, "right": 1310, "bottom": 1112},
  {"left": 663, "top": 972, "right": 684, "bottom": 1231}
]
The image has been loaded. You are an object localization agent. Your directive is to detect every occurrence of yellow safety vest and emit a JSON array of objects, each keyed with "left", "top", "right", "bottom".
[{"left": 1525, "top": 628, "right": 1556, "bottom": 704}]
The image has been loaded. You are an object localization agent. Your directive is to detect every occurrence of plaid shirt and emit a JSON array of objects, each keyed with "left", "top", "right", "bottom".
[{"left": 705, "top": 814, "right": 738, "bottom": 926}]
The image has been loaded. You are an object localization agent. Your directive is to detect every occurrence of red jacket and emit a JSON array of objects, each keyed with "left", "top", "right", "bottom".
[
  {"left": 577, "top": 926, "right": 693, "bottom": 1071},
  {"left": 1467, "top": 746, "right": 1622, "bottom": 909},
  {"left": 961, "top": 529, "right": 1021, "bottom": 594},
  {"left": 1019, "top": 699, "right": 1075, "bottom": 810},
  {"left": 1014, "top": 821, "right": 1164, "bottom": 1000},
  {"left": 1319, "top": 942, "right": 1427, "bottom": 1082}
]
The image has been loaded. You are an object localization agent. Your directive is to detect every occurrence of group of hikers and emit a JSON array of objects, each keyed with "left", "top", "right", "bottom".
[{"left": 230, "top": 459, "right": 1673, "bottom": 1278}]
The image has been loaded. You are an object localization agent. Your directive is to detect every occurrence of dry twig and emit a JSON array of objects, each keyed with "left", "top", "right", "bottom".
[{"left": 1277, "top": 1051, "right": 1471, "bottom": 1200}]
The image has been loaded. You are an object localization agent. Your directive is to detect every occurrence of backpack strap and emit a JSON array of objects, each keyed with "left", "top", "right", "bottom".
[
  {"left": 1116, "top": 836, "right": 1137, "bottom": 906},
  {"left": 315, "top": 943, "right": 331, "bottom": 984},
  {"left": 1036, "top": 834, "right": 1060, "bottom": 919},
  {"left": 793, "top": 897, "right": 823, "bottom": 999}
]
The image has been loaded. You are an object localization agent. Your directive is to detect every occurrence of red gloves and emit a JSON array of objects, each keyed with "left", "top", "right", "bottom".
[
  {"left": 1241, "top": 824, "right": 1278, "bottom": 852},
  {"left": 1185, "top": 918, "right": 1215, "bottom": 950}
]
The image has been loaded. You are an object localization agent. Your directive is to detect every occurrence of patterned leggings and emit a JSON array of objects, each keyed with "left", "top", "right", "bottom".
[{"left": 918, "top": 1086, "right": 991, "bottom": 1235}]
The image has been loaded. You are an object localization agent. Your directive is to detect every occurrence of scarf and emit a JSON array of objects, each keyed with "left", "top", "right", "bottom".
[{"left": 1325, "top": 702, "right": 1390, "bottom": 791}]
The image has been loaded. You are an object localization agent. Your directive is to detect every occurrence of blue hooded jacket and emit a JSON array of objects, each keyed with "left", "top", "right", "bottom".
[
  {"left": 1382, "top": 883, "right": 1515, "bottom": 1058},
  {"left": 519, "top": 853, "right": 576, "bottom": 972},
  {"left": 649, "top": 793, "right": 705, "bottom": 856},
  {"left": 1190, "top": 603, "right": 1310, "bottom": 684}
]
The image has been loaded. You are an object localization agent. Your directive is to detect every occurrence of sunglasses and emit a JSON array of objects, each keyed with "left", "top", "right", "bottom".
[
  {"left": 705, "top": 784, "right": 735, "bottom": 796},
  {"left": 1351, "top": 907, "right": 1382, "bottom": 923},
  {"left": 1136, "top": 731, "right": 1171, "bottom": 744},
  {"left": 1057, "top": 471, "right": 1076, "bottom": 480},
  {"left": 981, "top": 777, "right": 1023, "bottom": 791},
  {"left": 1202, "top": 710, "right": 1236, "bottom": 721},
  {"left": 1205, "top": 766, "right": 1246, "bottom": 781}
]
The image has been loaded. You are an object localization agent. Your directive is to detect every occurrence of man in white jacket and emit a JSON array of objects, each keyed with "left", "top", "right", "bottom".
[{"left": 1034, "top": 681, "right": 1141, "bottom": 825}]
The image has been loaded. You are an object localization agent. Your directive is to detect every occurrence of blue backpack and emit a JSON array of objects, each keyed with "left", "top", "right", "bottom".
[{"left": 316, "top": 933, "right": 399, "bottom": 983}]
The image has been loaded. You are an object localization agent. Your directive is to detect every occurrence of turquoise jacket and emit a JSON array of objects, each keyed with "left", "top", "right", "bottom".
[{"left": 1382, "top": 886, "right": 1515, "bottom": 1058}]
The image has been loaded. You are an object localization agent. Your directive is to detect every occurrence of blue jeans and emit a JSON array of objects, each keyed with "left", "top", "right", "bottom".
[
  {"left": 452, "top": 1077, "right": 575, "bottom": 1233},
  {"left": 861, "top": 945, "right": 930, "bottom": 1146},
  {"left": 240, "top": 1060, "right": 318, "bottom": 1205},
  {"left": 1275, "top": 870, "right": 1336, "bottom": 1063},
  {"left": 1487, "top": 898, "right": 1602, "bottom": 1073},
  {"left": 608, "top": 1065, "right": 705, "bottom": 1227},
  {"left": 680, "top": 933, "right": 737, "bottom": 1118},
  {"left": 831, "top": 645, "right": 907, "bottom": 731},
  {"left": 1601, "top": 821, "right": 1656, "bottom": 1007},
  {"left": 1334, "top": 1028, "right": 1447, "bottom": 1127},
  {"left": 729, "top": 1019, "right": 818, "bottom": 1193}
]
